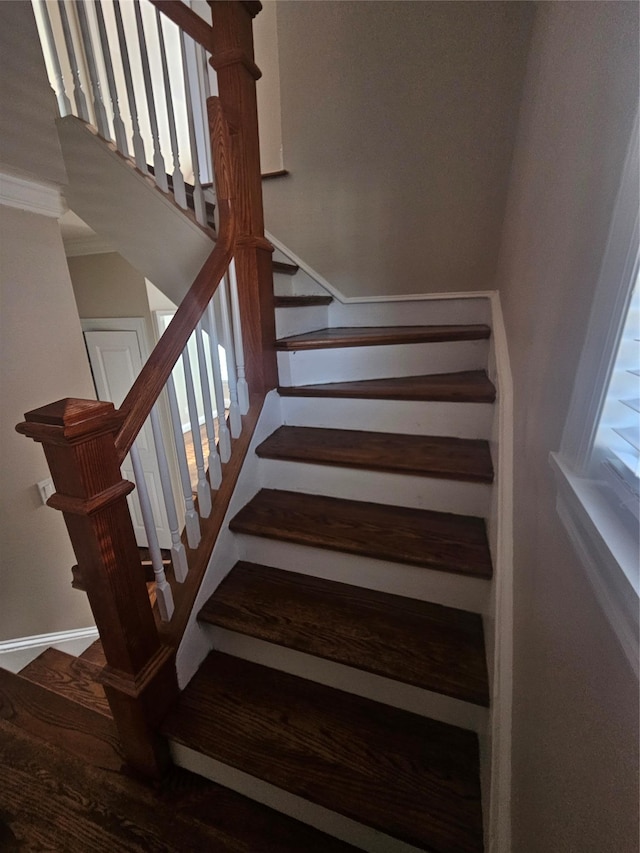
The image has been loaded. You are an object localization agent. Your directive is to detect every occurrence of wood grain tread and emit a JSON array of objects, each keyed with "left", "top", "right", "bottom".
[
  {"left": 278, "top": 370, "right": 496, "bottom": 402},
  {"left": 80, "top": 639, "right": 106, "bottom": 667},
  {"left": 272, "top": 260, "right": 299, "bottom": 275},
  {"left": 20, "top": 647, "right": 111, "bottom": 718},
  {"left": 199, "top": 562, "right": 489, "bottom": 705},
  {"left": 0, "top": 716, "right": 357, "bottom": 852},
  {"left": 275, "top": 324, "right": 491, "bottom": 351},
  {"left": 274, "top": 295, "right": 332, "bottom": 307},
  {"left": 230, "top": 489, "right": 493, "bottom": 579},
  {"left": 256, "top": 425, "right": 494, "bottom": 483},
  {"left": 0, "top": 665, "right": 123, "bottom": 772},
  {"left": 162, "top": 652, "right": 483, "bottom": 852}
]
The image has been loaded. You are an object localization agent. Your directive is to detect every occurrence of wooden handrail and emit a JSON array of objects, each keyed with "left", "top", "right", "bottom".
[
  {"left": 148, "top": 1, "right": 214, "bottom": 50},
  {"left": 115, "top": 97, "right": 235, "bottom": 462}
]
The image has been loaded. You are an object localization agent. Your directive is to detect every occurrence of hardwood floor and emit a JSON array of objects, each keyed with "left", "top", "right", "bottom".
[{"left": 0, "top": 714, "right": 358, "bottom": 852}]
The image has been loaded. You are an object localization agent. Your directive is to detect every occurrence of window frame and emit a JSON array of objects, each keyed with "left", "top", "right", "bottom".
[{"left": 551, "top": 112, "right": 639, "bottom": 677}]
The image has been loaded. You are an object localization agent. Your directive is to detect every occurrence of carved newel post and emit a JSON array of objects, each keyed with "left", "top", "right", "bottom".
[{"left": 16, "top": 398, "right": 178, "bottom": 778}]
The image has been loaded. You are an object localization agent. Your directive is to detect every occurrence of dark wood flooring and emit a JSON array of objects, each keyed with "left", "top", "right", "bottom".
[
  {"left": 256, "top": 424, "right": 494, "bottom": 482},
  {"left": 200, "top": 561, "right": 489, "bottom": 705},
  {"left": 275, "top": 324, "right": 491, "bottom": 350},
  {"left": 162, "top": 652, "right": 484, "bottom": 853},
  {"left": 0, "top": 668, "right": 360, "bottom": 853},
  {"left": 278, "top": 369, "right": 497, "bottom": 402},
  {"left": 230, "top": 488, "right": 493, "bottom": 579}
]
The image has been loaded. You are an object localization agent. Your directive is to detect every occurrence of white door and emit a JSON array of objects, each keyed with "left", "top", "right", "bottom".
[{"left": 84, "top": 328, "right": 172, "bottom": 549}]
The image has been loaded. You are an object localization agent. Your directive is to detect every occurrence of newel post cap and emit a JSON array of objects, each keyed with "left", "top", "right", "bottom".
[{"left": 16, "top": 398, "right": 124, "bottom": 444}]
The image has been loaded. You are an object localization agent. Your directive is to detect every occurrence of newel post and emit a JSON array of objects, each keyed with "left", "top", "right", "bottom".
[
  {"left": 208, "top": 0, "right": 278, "bottom": 395},
  {"left": 16, "top": 398, "right": 178, "bottom": 778}
]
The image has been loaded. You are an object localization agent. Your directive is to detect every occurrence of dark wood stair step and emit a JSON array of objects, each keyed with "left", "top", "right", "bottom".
[
  {"left": 200, "top": 562, "right": 489, "bottom": 706},
  {"left": 278, "top": 369, "right": 496, "bottom": 402},
  {"left": 272, "top": 260, "right": 299, "bottom": 275},
  {"left": 274, "top": 295, "right": 332, "bottom": 307},
  {"left": 20, "top": 647, "right": 111, "bottom": 718},
  {"left": 162, "top": 652, "right": 483, "bottom": 853},
  {"left": 275, "top": 324, "right": 491, "bottom": 351},
  {"left": 256, "top": 425, "right": 494, "bottom": 483},
  {"left": 0, "top": 666, "right": 123, "bottom": 772},
  {"left": 229, "top": 489, "right": 492, "bottom": 579},
  {"left": 0, "top": 716, "right": 358, "bottom": 853},
  {"left": 79, "top": 639, "right": 106, "bottom": 667}
]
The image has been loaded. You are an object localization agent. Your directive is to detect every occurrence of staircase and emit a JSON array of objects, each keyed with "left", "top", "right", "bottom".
[
  {"left": 5, "top": 3, "right": 511, "bottom": 849},
  {"left": 3, "top": 270, "right": 498, "bottom": 851}
]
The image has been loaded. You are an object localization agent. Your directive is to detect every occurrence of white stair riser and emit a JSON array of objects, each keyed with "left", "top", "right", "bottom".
[
  {"left": 204, "top": 626, "right": 488, "bottom": 733},
  {"left": 258, "top": 458, "right": 491, "bottom": 517},
  {"left": 329, "top": 297, "right": 491, "bottom": 328},
  {"left": 281, "top": 396, "right": 494, "bottom": 439},
  {"left": 273, "top": 268, "right": 328, "bottom": 297},
  {"left": 275, "top": 303, "right": 329, "bottom": 338},
  {"left": 236, "top": 534, "right": 490, "bottom": 614},
  {"left": 171, "top": 743, "right": 426, "bottom": 853},
  {"left": 277, "top": 339, "right": 489, "bottom": 385}
]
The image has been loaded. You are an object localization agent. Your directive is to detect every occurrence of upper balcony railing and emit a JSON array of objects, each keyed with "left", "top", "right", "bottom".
[{"left": 33, "top": 0, "right": 217, "bottom": 225}]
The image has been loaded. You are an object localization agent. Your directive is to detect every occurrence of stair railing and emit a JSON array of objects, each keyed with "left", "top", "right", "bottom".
[
  {"left": 34, "top": 0, "right": 214, "bottom": 225},
  {"left": 18, "top": 0, "right": 277, "bottom": 778}
]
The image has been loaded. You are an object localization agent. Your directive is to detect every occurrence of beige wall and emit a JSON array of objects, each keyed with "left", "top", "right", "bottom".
[
  {"left": 0, "top": 2, "right": 66, "bottom": 186},
  {"left": 68, "top": 251, "right": 157, "bottom": 350},
  {"left": 254, "top": 0, "right": 283, "bottom": 174},
  {"left": 0, "top": 208, "right": 96, "bottom": 641},
  {"left": 495, "top": 2, "right": 639, "bottom": 849},
  {"left": 263, "top": 1, "right": 534, "bottom": 297}
]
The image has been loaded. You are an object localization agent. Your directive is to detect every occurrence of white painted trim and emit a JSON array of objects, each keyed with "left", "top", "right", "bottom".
[
  {"left": 487, "top": 291, "right": 514, "bottom": 853},
  {"left": 561, "top": 111, "right": 639, "bottom": 473},
  {"left": 63, "top": 234, "right": 115, "bottom": 256},
  {"left": 0, "top": 626, "right": 98, "bottom": 654},
  {"left": 80, "top": 316, "right": 151, "bottom": 360},
  {"left": 0, "top": 169, "right": 66, "bottom": 218},
  {"left": 551, "top": 454, "right": 639, "bottom": 677},
  {"left": 265, "top": 228, "right": 493, "bottom": 305}
]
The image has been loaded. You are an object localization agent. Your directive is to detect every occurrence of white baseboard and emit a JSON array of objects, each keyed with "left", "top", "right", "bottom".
[{"left": 0, "top": 626, "right": 99, "bottom": 673}]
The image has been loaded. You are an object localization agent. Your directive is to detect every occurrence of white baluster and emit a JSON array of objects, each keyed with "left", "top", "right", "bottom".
[
  {"left": 113, "top": 0, "right": 146, "bottom": 171},
  {"left": 195, "top": 322, "right": 222, "bottom": 489},
  {"left": 205, "top": 300, "right": 232, "bottom": 462},
  {"left": 133, "top": 0, "right": 168, "bottom": 192},
  {"left": 57, "top": 0, "right": 89, "bottom": 121},
  {"left": 180, "top": 31, "right": 207, "bottom": 226},
  {"left": 94, "top": 1, "right": 128, "bottom": 156},
  {"left": 155, "top": 9, "right": 188, "bottom": 210},
  {"left": 35, "top": 0, "right": 72, "bottom": 116},
  {"left": 218, "top": 279, "right": 242, "bottom": 438},
  {"left": 166, "top": 373, "right": 201, "bottom": 549},
  {"left": 199, "top": 45, "right": 214, "bottom": 197},
  {"left": 150, "top": 406, "right": 188, "bottom": 582},
  {"left": 181, "top": 343, "right": 212, "bottom": 518},
  {"left": 130, "top": 442, "right": 174, "bottom": 622},
  {"left": 227, "top": 258, "right": 250, "bottom": 414},
  {"left": 75, "top": 0, "right": 109, "bottom": 138}
]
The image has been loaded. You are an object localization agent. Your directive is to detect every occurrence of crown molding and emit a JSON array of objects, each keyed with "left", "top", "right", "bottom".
[{"left": 0, "top": 169, "right": 66, "bottom": 218}]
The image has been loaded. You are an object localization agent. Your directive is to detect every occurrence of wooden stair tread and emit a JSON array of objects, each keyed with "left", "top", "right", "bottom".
[
  {"left": 274, "top": 295, "right": 332, "bottom": 307},
  {"left": 0, "top": 717, "right": 358, "bottom": 853},
  {"left": 80, "top": 639, "right": 106, "bottom": 667},
  {"left": 272, "top": 260, "right": 299, "bottom": 275},
  {"left": 0, "top": 666, "right": 123, "bottom": 772},
  {"left": 200, "top": 562, "right": 489, "bottom": 705},
  {"left": 162, "top": 652, "right": 483, "bottom": 853},
  {"left": 275, "top": 324, "right": 491, "bottom": 351},
  {"left": 20, "top": 647, "right": 111, "bottom": 718},
  {"left": 256, "top": 425, "right": 494, "bottom": 483},
  {"left": 230, "top": 489, "right": 492, "bottom": 579},
  {"left": 278, "top": 369, "right": 496, "bottom": 402}
]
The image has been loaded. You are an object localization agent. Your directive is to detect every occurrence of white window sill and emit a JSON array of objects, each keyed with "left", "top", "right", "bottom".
[{"left": 550, "top": 453, "right": 639, "bottom": 678}]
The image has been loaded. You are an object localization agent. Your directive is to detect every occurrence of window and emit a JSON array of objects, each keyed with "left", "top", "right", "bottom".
[{"left": 551, "top": 113, "right": 639, "bottom": 677}]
